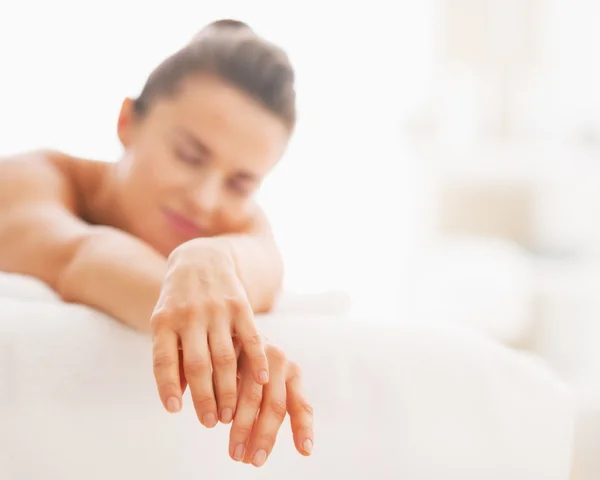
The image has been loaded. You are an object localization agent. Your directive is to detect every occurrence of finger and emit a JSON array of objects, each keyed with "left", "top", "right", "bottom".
[
  {"left": 181, "top": 326, "right": 217, "bottom": 428},
  {"left": 229, "top": 366, "right": 263, "bottom": 463},
  {"left": 286, "top": 364, "right": 315, "bottom": 456},
  {"left": 152, "top": 328, "right": 182, "bottom": 413},
  {"left": 232, "top": 301, "right": 269, "bottom": 385},
  {"left": 244, "top": 348, "right": 287, "bottom": 468},
  {"left": 208, "top": 327, "right": 238, "bottom": 424}
]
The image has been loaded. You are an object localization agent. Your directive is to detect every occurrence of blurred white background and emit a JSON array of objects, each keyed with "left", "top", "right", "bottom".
[{"left": 2, "top": 1, "right": 600, "bottom": 477}]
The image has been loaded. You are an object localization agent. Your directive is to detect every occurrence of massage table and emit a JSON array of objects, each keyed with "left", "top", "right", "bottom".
[{"left": 0, "top": 273, "right": 575, "bottom": 479}]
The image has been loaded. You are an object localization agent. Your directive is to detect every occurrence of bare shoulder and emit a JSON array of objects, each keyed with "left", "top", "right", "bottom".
[
  {"left": 0, "top": 150, "right": 79, "bottom": 212},
  {"left": 0, "top": 150, "right": 100, "bottom": 284},
  {"left": 0, "top": 149, "right": 109, "bottom": 215}
]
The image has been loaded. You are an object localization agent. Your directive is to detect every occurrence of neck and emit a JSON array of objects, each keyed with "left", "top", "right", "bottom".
[{"left": 85, "top": 161, "right": 129, "bottom": 232}]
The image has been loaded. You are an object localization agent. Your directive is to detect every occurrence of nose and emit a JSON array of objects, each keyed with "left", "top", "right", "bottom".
[{"left": 189, "top": 174, "right": 222, "bottom": 217}]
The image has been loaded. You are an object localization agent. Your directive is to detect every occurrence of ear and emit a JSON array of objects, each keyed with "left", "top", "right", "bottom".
[{"left": 117, "top": 97, "right": 136, "bottom": 148}]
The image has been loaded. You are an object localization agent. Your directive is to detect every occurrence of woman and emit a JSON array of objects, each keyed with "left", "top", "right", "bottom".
[{"left": 0, "top": 19, "right": 313, "bottom": 468}]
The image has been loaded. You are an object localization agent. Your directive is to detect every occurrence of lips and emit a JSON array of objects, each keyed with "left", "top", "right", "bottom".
[{"left": 162, "top": 208, "right": 204, "bottom": 239}]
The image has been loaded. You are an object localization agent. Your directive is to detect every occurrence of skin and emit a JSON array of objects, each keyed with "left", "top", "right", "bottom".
[{"left": 0, "top": 74, "right": 314, "bottom": 467}]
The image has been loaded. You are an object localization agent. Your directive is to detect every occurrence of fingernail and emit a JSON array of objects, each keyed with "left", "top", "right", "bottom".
[
  {"left": 166, "top": 396, "right": 180, "bottom": 413},
  {"left": 233, "top": 444, "right": 245, "bottom": 461},
  {"left": 221, "top": 408, "right": 233, "bottom": 424},
  {"left": 303, "top": 438, "right": 313, "bottom": 454},
  {"left": 259, "top": 370, "right": 269, "bottom": 383},
  {"left": 203, "top": 413, "right": 217, "bottom": 428},
  {"left": 252, "top": 449, "right": 267, "bottom": 467}
]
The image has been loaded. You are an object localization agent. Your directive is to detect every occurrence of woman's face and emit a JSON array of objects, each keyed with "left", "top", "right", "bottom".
[{"left": 115, "top": 75, "right": 290, "bottom": 256}]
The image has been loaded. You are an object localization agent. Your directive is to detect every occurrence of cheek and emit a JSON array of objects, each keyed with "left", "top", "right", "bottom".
[{"left": 129, "top": 151, "right": 189, "bottom": 200}]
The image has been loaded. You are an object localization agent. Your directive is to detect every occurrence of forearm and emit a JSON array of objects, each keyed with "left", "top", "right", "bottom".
[
  {"left": 55, "top": 223, "right": 281, "bottom": 330},
  {"left": 56, "top": 227, "right": 166, "bottom": 332}
]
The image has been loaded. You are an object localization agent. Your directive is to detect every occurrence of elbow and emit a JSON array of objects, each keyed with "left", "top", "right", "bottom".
[
  {"left": 54, "top": 226, "right": 113, "bottom": 302},
  {"left": 54, "top": 235, "right": 90, "bottom": 303},
  {"left": 55, "top": 253, "right": 84, "bottom": 303}
]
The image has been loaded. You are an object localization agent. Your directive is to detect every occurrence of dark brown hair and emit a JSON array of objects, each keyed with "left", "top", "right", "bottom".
[{"left": 133, "top": 19, "right": 296, "bottom": 130}]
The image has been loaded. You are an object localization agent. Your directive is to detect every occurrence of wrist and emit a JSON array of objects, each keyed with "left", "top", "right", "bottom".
[{"left": 172, "top": 237, "right": 237, "bottom": 272}]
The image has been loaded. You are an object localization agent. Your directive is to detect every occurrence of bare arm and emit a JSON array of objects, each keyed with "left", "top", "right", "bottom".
[
  {"left": 62, "top": 208, "right": 282, "bottom": 328},
  {"left": 0, "top": 153, "right": 166, "bottom": 331},
  {"left": 0, "top": 153, "right": 282, "bottom": 332}
]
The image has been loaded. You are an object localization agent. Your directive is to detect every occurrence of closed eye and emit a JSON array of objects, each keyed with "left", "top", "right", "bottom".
[
  {"left": 228, "top": 177, "right": 254, "bottom": 196},
  {"left": 173, "top": 145, "right": 206, "bottom": 166}
]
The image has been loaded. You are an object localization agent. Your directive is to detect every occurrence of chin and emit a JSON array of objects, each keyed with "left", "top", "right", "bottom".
[
  {"left": 156, "top": 238, "right": 184, "bottom": 258},
  {"left": 127, "top": 215, "right": 179, "bottom": 258},
  {"left": 133, "top": 228, "right": 178, "bottom": 258}
]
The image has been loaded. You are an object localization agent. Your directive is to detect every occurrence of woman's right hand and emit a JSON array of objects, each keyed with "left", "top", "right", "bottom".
[{"left": 229, "top": 339, "right": 315, "bottom": 467}]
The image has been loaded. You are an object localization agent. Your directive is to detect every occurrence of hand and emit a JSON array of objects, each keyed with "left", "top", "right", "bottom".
[
  {"left": 230, "top": 339, "right": 315, "bottom": 467},
  {"left": 150, "top": 239, "right": 268, "bottom": 427}
]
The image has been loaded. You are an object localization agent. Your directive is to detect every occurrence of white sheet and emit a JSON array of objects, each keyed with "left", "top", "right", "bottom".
[{"left": 0, "top": 273, "right": 575, "bottom": 479}]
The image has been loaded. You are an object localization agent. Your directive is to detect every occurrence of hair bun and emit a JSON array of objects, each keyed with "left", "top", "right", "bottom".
[
  {"left": 190, "top": 19, "right": 253, "bottom": 44},
  {"left": 205, "top": 19, "right": 252, "bottom": 32}
]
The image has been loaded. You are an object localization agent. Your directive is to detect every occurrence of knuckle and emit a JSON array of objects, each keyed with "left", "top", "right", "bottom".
[
  {"left": 153, "top": 303, "right": 200, "bottom": 329},
  {"left": 218, "top": 391, "right": 238, "bottom": 406},
  {"left": 243, "top": 334, "right": 263, "bottom": 350},
  {"left": 257, "top": 432, "right": 278, "bottom": 449},
  {"left": 150, "top": 308, "right": 173, "bottom": 329},
  {"left": 232, "top": 425, "right": 253, "bottom": 439},
  {"left": 267, "top": 398, "right": 288, "bottom": 419},
  {"left": 158, "top": 381, "right": 180, "bottom": 395},
  {"left": 228, "top": 295, "right": 249, "bottom": 314},
  {"left": 212, "top": 349, "right": 237, "bottom": 367},
  {"left": 172, "top": 302, "right": 202, "bottom": 323},
  {"left": 153, "top": 351, "right": 177, "bottom": 370},
  {"left": 193, "top": 395, "right": 216, "bottom": 411},
  {"left": 244, "top": 385, "right": 263, "bottom": 406},
  {"left": 204, "top": 298, "right": 226, "bottom": 318},
  {"left": 184, "top": 356, "right": 210, "bottom": 375},
  {"left": 299, "top": 401, "right": 315, "bottom": 417}
]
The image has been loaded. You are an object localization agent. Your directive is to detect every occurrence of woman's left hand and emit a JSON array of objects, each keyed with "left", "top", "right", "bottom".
[
  {"left": 150, "top": 239, "right": 268, "bottom": 427},
  {"left": 229, "top": 339, "right": 315, "bottom": 467}
]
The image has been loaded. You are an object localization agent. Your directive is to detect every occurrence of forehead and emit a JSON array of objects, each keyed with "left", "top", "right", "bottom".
[{"left": 152, "top": 75, "right": 290, "bottom": 172}]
